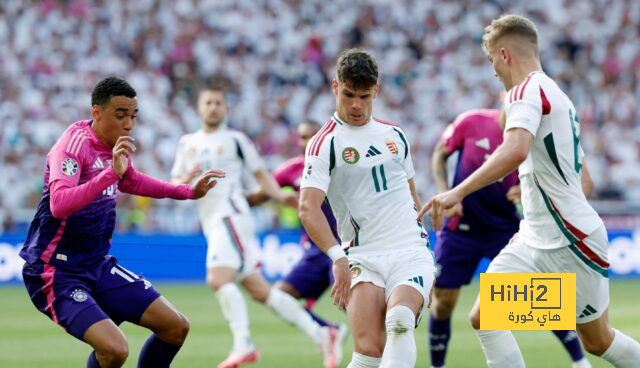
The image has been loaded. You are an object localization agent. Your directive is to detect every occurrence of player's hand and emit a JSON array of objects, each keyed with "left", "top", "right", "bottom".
[
  {"left": 112, "top": 136, "right": 136, "bottom": 178},
  {"left": 506, "top": 185, "right": 521, "bottom": 203},
  {"left": 184, "top": 164, "right": 203, "bottom": 183},
  {"left": 191, "top": 169, "right": 226, "bottom": 199},
  {"left": 444, "top": 202, "right": 463, "bottom": 218},
  {"left": 331, "top": 257, "right": 351, "bottom": 310},
  {"left": 417, "top": 188, "right": 463, "bottom": 230}
]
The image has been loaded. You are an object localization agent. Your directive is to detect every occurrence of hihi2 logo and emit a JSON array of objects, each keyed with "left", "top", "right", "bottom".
[{"left": 480, "top": 273, "right": 576, "bottom": 330}]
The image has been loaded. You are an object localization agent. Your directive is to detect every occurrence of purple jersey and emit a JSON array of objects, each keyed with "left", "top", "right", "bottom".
[
  {"left": 274, "top": 155, "right": 339, "bottom": 254},
  {"left": 440, "top": 109, "right": 520, "bottom": 235},
  {"left": 21, "top": 120, "right": 120, "bottom": 270}
]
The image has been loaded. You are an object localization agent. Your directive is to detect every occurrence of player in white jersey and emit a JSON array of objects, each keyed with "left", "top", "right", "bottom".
[
  {"left": 418, "top": 14, "right": 640, "bottom": 368},
  {"left": 172, "top": 83, "right": 342, "bottom": 368},
  {"left": 299, "top": 48, "right": 436, "bottom": 368}
]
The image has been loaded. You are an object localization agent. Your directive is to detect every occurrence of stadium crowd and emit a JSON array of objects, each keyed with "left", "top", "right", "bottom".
[{"left": 1, "top": 0, "right": 638, "bottom": 233}]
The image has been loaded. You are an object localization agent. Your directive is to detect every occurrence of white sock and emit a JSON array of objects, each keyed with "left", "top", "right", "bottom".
[
  {"left": 601, "top": 328, "right": 640, "bottom": 368},
  {"left": 266, "top": 288, "right": 323, "bottom": 344},
  {"left": 572, "top": 357, "right": 591, "bottom": 368},
  {"left": 347, "top": 352, "right": 381, "bottom": 368},
  {"left": 475, "top": 330, "right": 525, "bottom": 368},
  {"left": 217, "top": 283, "right": 253, "bottom": 350},
  {"left": 379, "top": 305, "right": 416, "bottom": 368}
]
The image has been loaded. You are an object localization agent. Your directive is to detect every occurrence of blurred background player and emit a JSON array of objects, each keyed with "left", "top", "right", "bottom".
[
  {"left": 20, "top": 76, "right": 224, "bottom": 368},
  {"left": 428, "top": 107, "right": 590, "bottom": 368},
  {"left": 420, "top": 14, "right": 640, "bottom": 368},
  {"left": 299, "top": 48, "right": 436, "bottom": 368},
  {"left": 171, "top": 83, "right": 340, "bottom": 368},
  {"left": 246, "top": 119, "right": 349, "bottom": 367}
]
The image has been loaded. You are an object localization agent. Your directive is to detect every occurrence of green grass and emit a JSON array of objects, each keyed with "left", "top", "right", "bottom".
[{"left": 1, "top": 280, "right": 638, "bottom": 367}]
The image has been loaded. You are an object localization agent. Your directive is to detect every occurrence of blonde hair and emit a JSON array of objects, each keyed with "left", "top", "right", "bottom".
[{"left": 482, "top": 14, "right": 539, "bottom": 55}]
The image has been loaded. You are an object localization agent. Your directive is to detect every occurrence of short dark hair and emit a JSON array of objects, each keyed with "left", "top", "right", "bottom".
[
  {"left": 300, "top": 118, "right": 321, "bottom": 131},
  {"left": 91, "top": 76, "right": 136, "bottom": 106},
  {"left": 198, "top": 75, "right": 230, "bottom": 98},
  {"left": 336, "top": 48, "right": 378, "bottom": 90}
]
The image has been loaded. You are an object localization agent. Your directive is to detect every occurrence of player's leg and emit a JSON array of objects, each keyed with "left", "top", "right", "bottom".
[
  {"left": 551, "top": 330, "right": 591, "bottom": 368},
  {"left": 276, "top": 251, "right": 349, "bottom": 367},
  {"left": 278, "top": 251, "right": 338, "bottom": 328},
  {"left": 208, "top": 266, "right": 258, "bottom": 367},
  {"left": 22, "top": 262, "right": 128, "bottom": 367},
  {"left": 94, "top": 258, "right": 186, "bottom": 368},
  {"left": 205, "top": 215, "right": 258, "bottom": 365},
  {"left": 469, "top": 236, "right": 531, "bottom": 368},
  {"left": 577, "top": 310, "right": 640, "bottom": 367},
  {"left": 83, "top": 319, "right": 130, "bottom": 368},
  {"left": 552, "top": 226, "right": 640, "bottom": 367},
  {"left": 380, "top": 247, "right": 435, "bottom": 368},
  {"left": 429, "top": 287, "right": 461, "bottom": 367},
  {"left": 380, "top": 285, "right": 423, "bottom": 368},
  {"left": 346, "top": 281, "right": 386, "bottom": 368},
  {"left": 241, "top": 272, "right": 329, "bottom": 347},
  {"left": 429, "top": 231, "right": 482, "bottom": 368}
]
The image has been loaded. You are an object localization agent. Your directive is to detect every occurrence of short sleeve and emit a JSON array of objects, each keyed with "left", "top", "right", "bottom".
[
  {"left": 403, "top": 149, "right": 416, "bottom": 179},
  {"left": 505, "top": 84, "right": 543, "bottom": 136},
  {"left": 300, "top": 138, "right": 332, "bottom": 194},
  {"left": 235, "top": 133, "right": 266, "bottom": 173},
  {"left": 48, "top": 137, "right": 84, "bottom": 187},
  {"left": 392, "top": 127, "right": 415, "bottom": 179},
  {"left": 440, "top": 116, "right": 467, "bottom": 153},
  {"left": 170, "top": 136, "right": 187, "bottom": 179}
]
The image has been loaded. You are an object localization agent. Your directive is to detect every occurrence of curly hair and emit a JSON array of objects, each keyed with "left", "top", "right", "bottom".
[
  {"left": 336, "top": 48, "right": 379, "bottom": 90},
  {"left": 91, "top": 76, "right": 137, "bottom": 106}
]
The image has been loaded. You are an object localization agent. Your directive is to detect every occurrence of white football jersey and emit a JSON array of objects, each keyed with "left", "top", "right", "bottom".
[
  {"left": 504, "top": 71, "right": 603, "bottom": 249},
  {"left": 171, "top": 126, "right": 265, "bottom": 223},
  {"left": 301, "top": 113, "right": 429, "bottom": 255}
]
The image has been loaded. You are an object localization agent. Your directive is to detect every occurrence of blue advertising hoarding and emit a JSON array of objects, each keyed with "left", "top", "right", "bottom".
[{"left": 1, "top": 229, "right": 639, "bottom": 284}]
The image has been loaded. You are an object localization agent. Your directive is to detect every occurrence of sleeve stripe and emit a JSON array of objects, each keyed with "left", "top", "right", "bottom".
[
  {"left": 68, "top": 131, "right": 89, "bottom": 156},
  {"left": 518, "top": 75, "right": 533, "bottom": 100},
  {"left": 510, "top": 74, "right": 534, "bottom": 103},
  {"left": 372, "top": 117, "right": 400, "bottom": 127},
  {"left": 307, "top": 119, "right": 333, "bottom": 156},
  {"left": 309, "top": 120, "right": 336, "bottom": 157}
]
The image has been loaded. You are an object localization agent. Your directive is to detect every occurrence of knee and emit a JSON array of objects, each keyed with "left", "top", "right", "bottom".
[
  {"left": 354, "top": 340, "right": 384, "bottom": 358},
  {"left": 162, "top": 314, "right": 190, "bottom": 346},
  {"left": 98, "top": 340, "right": 129, "bottom": 366},
  {"left": 468, "top": 308, "right": 481, "bottom": 330},
  {"left": 207, "top": 275, "right": 225, "bottom": 291},
  {"left": 431, "top": 295, "right": 455, "bottom": 320},
  {"left": 247, "top": 285, "right": 270, "bottom": 303},
  {"left": 385, "top": 305, "right": 415, "bottom": 335},
  {"left": 581, "top": 335, "right": 612, "bottom": 356}
]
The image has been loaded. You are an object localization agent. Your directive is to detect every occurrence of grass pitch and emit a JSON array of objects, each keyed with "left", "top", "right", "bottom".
[{"left": 1, "top": 280, "right": 638, "bottom": 367}]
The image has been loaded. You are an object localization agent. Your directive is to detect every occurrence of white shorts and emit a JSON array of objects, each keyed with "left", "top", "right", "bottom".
[
  {"left": 487, "top": 225, "right": 610, "bottom": 324},
  {"left": 203, "top": 213, "right": 261, "bottom": 280},
  {"left": 348, "top": 247, "right": 436, "bottom": 324}
]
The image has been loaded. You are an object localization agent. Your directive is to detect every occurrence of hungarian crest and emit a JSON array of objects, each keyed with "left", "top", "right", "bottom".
[
  {"left": 385, "top": 139, "right": 398, "bottom": 155},
  {"left": 342, "top": 147, "right": 360, "bottom": 164}
]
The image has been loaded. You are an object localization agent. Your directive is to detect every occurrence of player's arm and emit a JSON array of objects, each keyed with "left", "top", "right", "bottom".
[
  {"left": 253, "top": 169, "right": 297, "bottom": 207},
  {"left": 299, "top": 187, "right": 349, "bottom": 309},
  {"left": 408, "top": 178, "right": 422, "bottom": 211},
  {"left": 171, "top": 165, "right": 202, "bottom": 185},
  {"left": 432, "top": 141, "right": 453, "bottom": 193},
  {"left": 48, "top": 137, "right": 129, "bottom": 219},
  {"left": 120, "top": 163, "right": 224, "bottom": 200},
  {"left": 169, "top": 136, "right": 202, "bottom": 185},
  {"left": 581, "top": 160, "right": 594, "bottom": 197},
  {"left": 420, "top": 128, "right": 532, "bottom": 229},
  {"left": 246, "top": 162, "right": 291, "bottom": 207}
]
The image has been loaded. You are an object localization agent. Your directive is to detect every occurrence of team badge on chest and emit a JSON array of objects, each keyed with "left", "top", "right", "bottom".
[
  {"left": 385, "top": 139, "right": 398, "bottom": 155},
  {"left": 61, "top": 158, "right": 78, "bottom": 176},
  {"left": 342, "top": 147, "right": 360, "bottom": 164}
]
